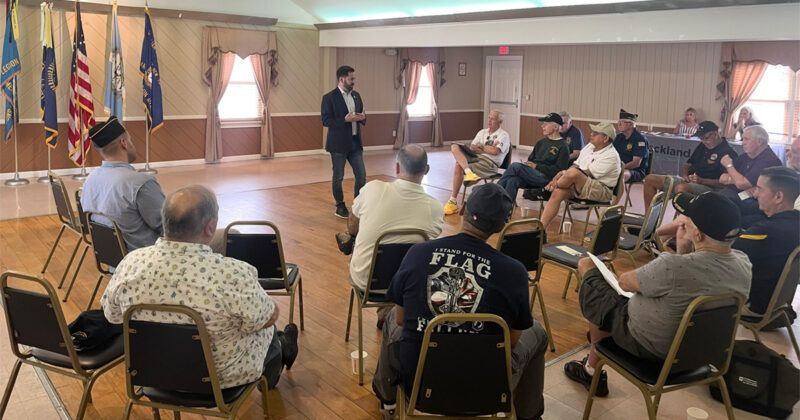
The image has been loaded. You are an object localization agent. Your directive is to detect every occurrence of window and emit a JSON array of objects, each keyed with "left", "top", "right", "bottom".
[
  {"left": 739, "top": 64, "right": 800, "bottom": 142},
  {"left": 406, "top": 64, "right": 434, "bottom": 118},
  {"left": 218, "top": 55, "right": 262, "bottom": 121}
]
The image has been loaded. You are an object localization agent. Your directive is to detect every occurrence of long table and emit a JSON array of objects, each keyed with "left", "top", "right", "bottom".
[{"left": 644, "top": 133, "right": 787, "bottom": 176}]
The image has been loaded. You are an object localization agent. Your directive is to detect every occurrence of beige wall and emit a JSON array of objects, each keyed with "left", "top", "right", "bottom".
[
  {"left": 487, "top": 42, "right": 723, "bottom": 127},
  {"left": 439, "top": 47, "right": 484, "bottom": 111},
  {"left": 335, "top": 48, "right": 400, "bottom": 112}
]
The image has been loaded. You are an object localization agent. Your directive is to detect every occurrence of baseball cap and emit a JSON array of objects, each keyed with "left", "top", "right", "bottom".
[
  {"left": 465, "top": 183, "right": 513, "bottom": 233},
  {"left": 538, "top": 112, "right": 563, "bottom": 126},
  {"left": 589, "top": 122, "right": 617, "bottom": 140},
  {"left": 694, "top": 121, "right": 719, "bottom": 139},
  {"left": 672, "top": 192, "right": 741, "bottom": 241}
]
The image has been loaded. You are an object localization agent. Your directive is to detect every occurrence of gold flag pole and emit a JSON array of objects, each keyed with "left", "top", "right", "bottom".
[{"left": 5, "top": 77, "right": 28, "bottom": 186}]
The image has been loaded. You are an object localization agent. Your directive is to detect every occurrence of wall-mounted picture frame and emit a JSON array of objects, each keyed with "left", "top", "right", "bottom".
[{"left": 458, "top": 62, "right": 467, "bottom": 76}]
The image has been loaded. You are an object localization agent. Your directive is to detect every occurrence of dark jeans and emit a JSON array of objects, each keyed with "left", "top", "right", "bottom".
[
  {"left": 331, "top": 147, "right": 367, "bottom": 207},
  {"left": 497, "top": 162, "right": 552, "bottom": 200},
  {"left": 719, "top": 188, "right": 763, "bottom": 224}
]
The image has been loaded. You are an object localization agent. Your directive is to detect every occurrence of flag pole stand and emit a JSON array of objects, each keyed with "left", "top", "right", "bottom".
[
  {"left": 4, "top": 98, "right": 28, "bottom": 186},
  {"left": 37, "top": 148, "right": 52, "bottom": 183},
  {"left": 138, "top": 127, "right": 156, "bottom": 174},
  {"left": 72, "top": 132, "right": 88, "bottom": 180}
]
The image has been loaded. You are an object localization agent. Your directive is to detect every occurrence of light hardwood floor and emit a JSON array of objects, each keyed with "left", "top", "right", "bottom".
[{"left": 0, "top": 148, "right": 797, "bottom": 419}]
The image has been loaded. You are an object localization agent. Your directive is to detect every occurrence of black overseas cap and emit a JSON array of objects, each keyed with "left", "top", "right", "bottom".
[
  {"left": 619, "top": 109, "right": 638, "bottom": 122},
  {"left": 538, "top": 112, "right": 563, "bottom": 126},
  {"left": 88, "top": 116, "right": 126, "bottom": 148},
  {"left": 672, "top": 192, "right": 741, "bottom": 241},
  {"left": 694, "top": 121, "right": 720, "bottom": 139},
  {"left": 465, "top": 183, "right": 513, "bottom": 233}
]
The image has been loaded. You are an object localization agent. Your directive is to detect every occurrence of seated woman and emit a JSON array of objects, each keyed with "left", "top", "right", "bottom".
[
  {"left": 732, "top": 106, "right": 760, "bottom": 139},
  {"left": 672, "top": 107, "right": 699, "bottom": 137}
]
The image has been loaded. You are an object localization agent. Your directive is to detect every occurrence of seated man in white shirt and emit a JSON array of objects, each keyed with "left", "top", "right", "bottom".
[
  {"left": 102, "top": 185, "right": 298, "bottom": 390},
  {"left": 443, "top": 110, "right": 510, "bottom": 215},
  {"left": 336, "top": 145, "right": 444, "bottom": 327},
  {"left": 538, "top": 122, "right": 622, "bottom": 233}
]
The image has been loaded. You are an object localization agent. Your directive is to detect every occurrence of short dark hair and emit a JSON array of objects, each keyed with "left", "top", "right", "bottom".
[
  {"left": 336, "top": 65, "right": 354, "bottom": 79},
  {"left": 761, "top": 166, "right": 800, "bottom": 204},
  {"left": 397, "top": 145, "right": 427, "bottom": 176}
]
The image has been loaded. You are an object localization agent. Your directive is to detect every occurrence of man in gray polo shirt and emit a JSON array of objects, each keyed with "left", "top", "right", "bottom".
[{"left": 564, "top": 192, "right": 751, "bottom": 397}]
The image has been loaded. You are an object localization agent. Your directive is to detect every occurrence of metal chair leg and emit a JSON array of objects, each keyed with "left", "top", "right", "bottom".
[
  {"left": 0, "top": 359, "right": 22, "bottom": 417},
  {"left": 42, "top": 225, "right": 67, "bottom": 274},
  {"left": 63, "top": 245, "right": 89, "bottom": 303},
  {"left": 562, "top": 270, "right": 573, "bottom": 299},
  {"left": 717, "top": 377, "right": 736, "bottom": 420},
  {"left": 357, "top": 301, "right": 364, "bottom": 386},
  {"left": 122, "top": 400, "right": 133, "bottom": 420},
  {"left": 259, "top": 376, "right": 269, "bottom": 419},
  {"left": 344, "top": 289, "right": 354, "bottom": 342},
  {"left": 57, "top": 237, "right": 82, "bottom": 288},
  {"left": 288, "top": 287, "right": 296, "bottom": 326},
  {"left": 534, "top": 283, "right": 555, "bottom": 352},
  {"left": 581, "top": 359, "right": 604, "bottom": 420},
  {"left": 298, "top": 276, "right": 305, "bottom": 331},
  {"left": 783, "top": 312, "right": 800, "bottom": 360},
  {"left": 86, "top": 274, "right": 105, "bottom": 311}
]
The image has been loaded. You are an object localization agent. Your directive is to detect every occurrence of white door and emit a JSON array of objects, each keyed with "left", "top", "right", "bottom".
[{"left": 484, "top": 56, "right": 522, "bottom": 146}]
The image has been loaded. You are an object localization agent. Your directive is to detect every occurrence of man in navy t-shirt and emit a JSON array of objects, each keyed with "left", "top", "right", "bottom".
[
  {"left": 613, "top": 108, "right": 650, "bottom": 183},
  {"left": 372, "top": 183, "right": 549, "bottom": 420},
  {"left": 560, "top": 111, "right": 584, "bottom": 161}
]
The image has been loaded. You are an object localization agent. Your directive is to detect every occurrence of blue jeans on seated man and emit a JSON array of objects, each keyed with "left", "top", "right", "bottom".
[
  {"left": 498, "top": 162, "right": 552, "bottom": 201},
  {"left": 331, "top": 148, "right": 367, "bottom": 208}
]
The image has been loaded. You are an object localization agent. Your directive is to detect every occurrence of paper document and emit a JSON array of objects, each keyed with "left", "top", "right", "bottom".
[{"left": 587, "top": 253, "right": 633, "bottom": 298}]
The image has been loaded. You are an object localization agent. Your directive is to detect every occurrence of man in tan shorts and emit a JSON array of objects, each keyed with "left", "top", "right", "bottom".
[
  {"left": 538, "top": 122, "right": 622, "bottom": 233},
  {"left": 443, "top": 110, "right": 510, "bottom": 215}
]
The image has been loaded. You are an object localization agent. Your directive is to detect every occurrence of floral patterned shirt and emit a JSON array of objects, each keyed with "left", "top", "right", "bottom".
[{"left": 102, "top": 238, "right": 275, "bottom": 388}]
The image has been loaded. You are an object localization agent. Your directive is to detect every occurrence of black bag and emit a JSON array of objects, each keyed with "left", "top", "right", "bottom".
[
  {"left": 709, "top": 340, "right": 800, "bottom": 419},
  {"left": 68, "top": 310, "right": 122, "bottom": 352}
]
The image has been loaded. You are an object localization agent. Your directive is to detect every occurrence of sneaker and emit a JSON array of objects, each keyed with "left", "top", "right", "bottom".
[
  {"left": 443, "top": 201, "right": 459, "bottom": 215},
  {"left": 523, "top": 188, "right": 551, "bottom": 201},
  {"left": 463, "top": 172, "right": 481, "bottom": 183},
  {"left": 380, "top": 403, "right": 396, "bottom": 420},
  {"left": 335, "top": 204, "right": 349, "bottom": 219},
  {"left": 564, "top": 356, "right": 608, "bottom": 397},
  {"left": 281, "top": 323, "right": 299, "bottom": 370},
  {"left": 335, "top": 233, "right": 355, "bottom": 255}
]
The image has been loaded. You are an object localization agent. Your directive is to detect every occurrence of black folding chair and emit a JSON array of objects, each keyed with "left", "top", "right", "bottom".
[
  {"left": 459, "top": 149, "right": 513, "bottom": 215},
  {"left": 583, "top": 294, "right": 743, "bottom": 420},
  {"left": 740, "top": 246, "right": 800, "bottom": 360},
  {"left": 624, "top": 146, "right": 656, "bottom": 208},
  {"left": 122, "top": 304, "right": 269, "bottom": 419},
  {"left": 622, "top": 176, "right": 675, "bottom": 252},
  {"left": 223, "top": 221, "right": 304, "bottom": 330},
  {"left": 62, "top": 188, "right": 93, "bottom": 303},
  {"left": 345, "top": 229, "right": 429, "bottom": 385},
  {"left": 396, "top": 313, "right": 514, "bottom": 419},
  {"left": 77, "top": 212, "right": 128, "bottom": 311},
  {"left": 41, "top": 172, "right": 83, "bottom": 289},
  {"left": 496, "top": 218, "right": 554, "bottom": 352},
  {"left": 541, "top": 205, "right": 624, "bottom": 298},
  {"left": 617, "top": 191, "right": 667, "bottom": 267},
  {"left": 0, "top": 270, "right": 124, "bottom": 419}
]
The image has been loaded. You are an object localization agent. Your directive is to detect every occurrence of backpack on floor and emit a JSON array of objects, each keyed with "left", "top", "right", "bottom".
[{"left": 709, "top": 340, "right": 799, "bottom": 419}]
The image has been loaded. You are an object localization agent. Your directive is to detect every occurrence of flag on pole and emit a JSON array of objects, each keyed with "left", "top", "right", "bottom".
[
  {"left": 103, "top": 1, "right": 123, "bottom": 120},
  {"left": 1, "top": 0, "right": 20, "bottom": 142},
  {"left": 68, "top": 0, "right": 96, "bottom": 166},
  {"left": 41, "top": 1, "right": 58, "bottom": 148},
  {"left": 139, "top": 7, "right": 163, "bottom": 134}
]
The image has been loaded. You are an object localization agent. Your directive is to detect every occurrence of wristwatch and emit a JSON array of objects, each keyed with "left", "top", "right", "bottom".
[{"left": 725, "top": 164, "right": 733, "bottom": 169}]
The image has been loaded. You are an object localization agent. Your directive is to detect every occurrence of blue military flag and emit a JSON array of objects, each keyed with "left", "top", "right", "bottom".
[
  {"left": 139, "top": 7, "right": 163, "bottom": 133},
  {"left": 1, "top": 0, "right": 20, "bottom": 142},
  {"left": 103, "top": 2, "right": 124, "bottom": 120},
  {"left": 41, "top": 2, "right": 58, "bottom": 147}
]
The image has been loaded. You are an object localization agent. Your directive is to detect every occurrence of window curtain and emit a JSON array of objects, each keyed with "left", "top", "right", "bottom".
[
  {"left": 203, "top": 27, "right": 278, "bottom": 162},
  {"left": 393, "top": 48, "right": 445, "bottom": 149},
  {"left": 721, "top": 61, "right": 768, "bottom": 138},
  {"left": 250, "top": 53, "right": 279, "bottom": 158},
  {"left": 393, "top": 61, "right": 423, "bottom": 149}
]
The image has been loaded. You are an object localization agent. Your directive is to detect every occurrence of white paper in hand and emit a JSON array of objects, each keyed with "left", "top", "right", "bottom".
[{"left": 587, "top": 253, "right": 633, "bottom": 298}]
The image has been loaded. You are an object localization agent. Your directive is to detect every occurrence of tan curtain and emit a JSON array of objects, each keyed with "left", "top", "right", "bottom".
[
  {"left": 250, "top": 53, "right": 279, "bottom": 158},
  {"left": 722, "top": 61, "right": 768, "bottom": 138},
  {"left": 428, "top": 63, "right": 444, "bottom": 147},
  {"left": 203, "top": 52, "right": 235, "bottom": 162},
  {"left": 394, "top": 61, "right": 423, "bottom": 149}
]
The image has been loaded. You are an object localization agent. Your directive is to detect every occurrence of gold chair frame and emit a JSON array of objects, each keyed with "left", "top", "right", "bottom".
[
  {"left": 83, "top": 212, "right": 128, "bottom": 311},
  {"left": 62, "top": 188, "right": 93, "bottom": 304},
  {"left": 623, "top": 146, "right": 656, "bottom": 208},
  {"left": 561, "top": 166, "right": 626, "bottom": 237},
  {"left": 618, "top": 191, "right": 667, "bottom": 268},
  {"left": 41, "top": 172, "right": 84, "bottom": 289}
]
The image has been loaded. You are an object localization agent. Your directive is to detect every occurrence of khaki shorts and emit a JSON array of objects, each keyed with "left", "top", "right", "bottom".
[
  {"left": 468, "top": 155, "right": 500, "bottom": 178},
  {"left": 573, "top": 177, "right": 613, "bottom": 202}
]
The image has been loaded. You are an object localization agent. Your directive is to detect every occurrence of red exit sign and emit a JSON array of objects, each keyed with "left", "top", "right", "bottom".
[{"left": 499, "top": 46, "right": 509, "bottom": 55}]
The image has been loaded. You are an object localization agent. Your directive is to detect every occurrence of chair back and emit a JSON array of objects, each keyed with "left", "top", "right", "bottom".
[
  {"left": 365, "top": 229, "right": 429, "bottom": 298},
  {"left": 496, "top": 218, "right": 544, "bottom": 273},
  {"left": 637, "top": 191, "right": 666, "bottom": 245},
  {"left": 49, "top": 172, "right": 78, "bottom": 230},
  {"left": 223, "top": 221, "right": 289, "bottom": 289},
  {"left": 405, "top": 313, "right": 513, "bottom": 418},
  {"left": 74, "top": 189, "right": 91, "bottom": 244},
  {"left": 757, "top": 246, "right": 800, "bottom": 317},
  {"left": 86, "top": 212, "right": 128, "bottom": 273},
  {"left": 0, "top": 271, "right": 83, "bottom": 371},
  {"left": 498, "top": 149, "right": 512, "bottom": 170},
  {"left": 657, "top": 294, "right": 743, "bottom": 385},
  {"left": 123, "top": 304, "right": 230, "bottom": 409},
  {"left": 610, "top": 165, "right": 626, "bottom": 203},
  {"left": 645, "top": 146, "right": 655, "bottom": 176},
  {"left": 588, "top": 205, "right": 624, "bottom": 258}
]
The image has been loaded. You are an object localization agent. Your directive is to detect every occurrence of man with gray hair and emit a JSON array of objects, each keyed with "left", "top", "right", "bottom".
[
  {"left": 336, "top": 144, "right": 443, "bottom": 296},
  {"left": 559, "top": 111, "right": 584, "bottom": 161},
  {"left": 102, "top": 185, "right": 299, "bottom": 390}
]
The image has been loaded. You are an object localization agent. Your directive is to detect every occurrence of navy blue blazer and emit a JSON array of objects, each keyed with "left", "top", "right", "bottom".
[{"left": 321, "top": 87, "right": 366, "bottom": 153}]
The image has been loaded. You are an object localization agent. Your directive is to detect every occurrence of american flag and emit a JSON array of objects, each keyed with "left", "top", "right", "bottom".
[{"left": 68, "top": 0, "right": 95, "bottom": 166}]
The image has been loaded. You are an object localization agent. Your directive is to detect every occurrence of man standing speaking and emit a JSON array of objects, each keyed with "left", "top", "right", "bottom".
[{"left": 322, "top": 65, "right": 368, "bottom": 219}]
